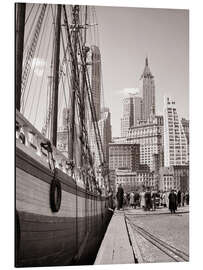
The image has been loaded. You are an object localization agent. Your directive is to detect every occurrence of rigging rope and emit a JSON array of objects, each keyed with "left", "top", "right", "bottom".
[
  {"left": 78, "top": 34, "right": 105, "bottom": 165},
  {"left": 24, "top": 6, "right": 50, "bottom": 120},
  {"left": 25, "top": 4, "right": 35, "bottom": 25},
  {"left": 34, "top": 8, "right": 52, "bottom": 125},
  {"left": 24, "top": 4, "right": 40, "bottom": 51},
  {"left": 22, "top": 5, "right": 107, "bottom": 191},
  {"left": 42, "top": 7, "right": 72, "bottom": 137},
  {"left": 21, "top": 4, "right": 47, "bottom": 112},
  {"left": 24, "top": 7, "right": 50, "bottom": 116},
  {"left": 62, "top": 5, "right": 99, "bottom": 190},
  {"left": 41, "top": 4, "right": 56, "bottom": 138}
]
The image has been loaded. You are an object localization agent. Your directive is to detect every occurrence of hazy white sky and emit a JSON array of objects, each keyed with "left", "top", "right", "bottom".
[
  {"left": 22, "top": 4, "right": 189, "bottom": 138},
  {"left": 95, "top": 6, "right": 189, "bottom": 137}
]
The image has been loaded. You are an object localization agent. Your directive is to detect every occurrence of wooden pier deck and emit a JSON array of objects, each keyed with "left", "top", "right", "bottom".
[
  {"left": 94, "top": 206, "right": 189, "bottom": 265},
  {"left": 94, "top": 210, "right": 137, "bottom": 265}
]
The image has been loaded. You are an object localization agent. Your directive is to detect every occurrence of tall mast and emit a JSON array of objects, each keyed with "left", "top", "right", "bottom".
[
  {"left": 50, "top": 5, "right": 61, "bottom": 146},
  {"left": 69, "top": 5, "right": 80, "bottom": 162},
  {"left": 80, "top": 6, "right": 89, "bottom": 167},
  {"left": 15, "top": 3, "right": 26, "bottom": 111}
]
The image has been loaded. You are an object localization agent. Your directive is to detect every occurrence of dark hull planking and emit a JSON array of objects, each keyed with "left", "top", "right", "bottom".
[{"left": 16, "top": 145, "right": 112, "bottom": 267}]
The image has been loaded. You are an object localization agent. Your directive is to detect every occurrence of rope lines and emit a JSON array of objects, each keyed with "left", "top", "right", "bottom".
[
  {"left": 24, "top": 6, "right": 50, "bottom": 120},
  {"left": 23, "top": 6, "right": 50, "bottom": 117},
  {"left": 19, "top": 4, "right": 108, "bottom": 190},
  {"left": 34, "top": 8, "right": 52, "bottom": 125},
  {"left": 21, "top": 4, "right": 47, "bottom": 111},
  {"left": 25, "top": 4, "right": 35, "bottom": 26},
  {"left": 23, "top": 4, "right": 40, "bottom": 50}
]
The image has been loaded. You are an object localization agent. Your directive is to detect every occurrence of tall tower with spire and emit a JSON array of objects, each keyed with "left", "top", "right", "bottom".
[{"left": 140, "top": 57, "right": 155, "bottom": 121}]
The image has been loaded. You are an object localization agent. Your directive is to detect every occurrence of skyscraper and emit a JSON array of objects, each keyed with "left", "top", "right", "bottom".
[
  {"left": 120, "top": 57, "right": 155, "bottom": 136},
  {"left": 163, "top": 97, "right": 189, "bottom": 167},
  {"left": 99, "top": 108, "right": 112, "bottom": 164},
  {"left": 120, "top": 97, "right": 134, "bottom": 137},
  {"left": 132, "top": 94, "right": 142, "bottom": 126},
  {"left": 141, "top": 57, "right": 155, "bottom": 121},
  {"left": 127, "top": 116, "right": 164, "bottom": 171},
  {"left": 181, "top": 118, "right": 189, "bottom": 144},
  {"left": 57, "top": 108, "right": 70, "bottom": 158},
  {"left": 91, "top": 45, "right": 101, "bottom": 121},
  {"left": 90, "top": 107, "right": 112, "bottom": 168}
]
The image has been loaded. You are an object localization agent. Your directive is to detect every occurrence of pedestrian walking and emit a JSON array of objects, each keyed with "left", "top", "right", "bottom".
[
  {"left": 177, "top": 190, "right": 181, "bottom": 207},
  {"left": 166, "top": 190, "right": 170, "bottom": 208},
  {"left": 151, "top": 190, "right": 156, "bottom": 211},
  {"left": 140, "top": 190, "right": 146, "bottom": 210},
  {"left": 134, "top": 190, "right": 140, "bottom": 209},
  {"left": 162, "top": 192, "right": 166, "bottom": 207},
  {"left": 185, "top": 190, "right": 189, "bottom": 205},
  {"left": 127, "top": 192, "right": 130, "bottom": 207},
  {"left": 123, "top": 192, "right": 127, "bottom": 207},
  {"left": 169, "top": 189, "right": 177, "bottom": 214},
  {"left": 107, "top": 187, "right": 114, "bottom": 210},
  {"left": 181, "top": 191, "right": 185, "bottom": 207},
  {"left": 116, "top": 184, "right": 124, "bottom": 210},
  {"left": 129, "top": 191, "right": 135, "bottom": 208},
  {"left": 157, "top": 191, "right": 161, "bottom": 208},
  {"left": 145, "top": 187, "right": 152, "bottom": 211}
]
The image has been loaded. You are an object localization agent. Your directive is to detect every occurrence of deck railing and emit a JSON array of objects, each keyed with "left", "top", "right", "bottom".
[{"left": 16, "top": 110, "right": 85, "bottom": 188}]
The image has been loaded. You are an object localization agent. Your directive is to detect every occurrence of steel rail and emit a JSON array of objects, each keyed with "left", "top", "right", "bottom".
[{"left": 125, "top": 215, "right": 189, "bottom": 262}]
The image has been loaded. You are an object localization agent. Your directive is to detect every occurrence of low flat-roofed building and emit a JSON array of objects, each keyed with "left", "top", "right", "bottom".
[
  {"left": 159, "top": 165, "right": 189, "bottom": 192},
  {"left": 115, "top": 169, "right": 155, "bottom": 192},
  {"left": 127, "top": 115, "right": 164, "bottom": 171},
  {"left": 109, "top": 143, "right": 140, "bottom": 171}
]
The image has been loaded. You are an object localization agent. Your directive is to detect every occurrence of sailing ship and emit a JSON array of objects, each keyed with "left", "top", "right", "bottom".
[{"left": 15, "top": 3, "right": 112, "bottom": 267}]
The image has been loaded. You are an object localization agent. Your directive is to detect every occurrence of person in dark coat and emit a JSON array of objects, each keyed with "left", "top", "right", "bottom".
[
  {"left": 181, "top": 191, "right": 185, "bottom": 207},
  {"left": 116, "top": 184, "right": 124, "bottom": 210},
  {"left": 151, "top": 190, "right": 157, "bottom": 211},
  {"left": 145, "top": 188, "right": 152, "bottom": 211},
  {"left": 185, "top": 191, "right": 189, "bottom": 205},
  {"left": 169, "top": 190, "right": 177, "bottom": 214},
  {"left": 107, "top": 187, "right": 114, "bottom": 210},
  {"left": 134, "top": 190, "right": 140, "bottom": 209},
  {"left": 177, "top": 190, "right": 181, "bottom": 207},
  {"left": 126, "top": 192, "right": 130, "bottom": 207}
]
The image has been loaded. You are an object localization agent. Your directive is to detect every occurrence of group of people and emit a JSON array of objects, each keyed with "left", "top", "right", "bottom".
[{"left": 116, "top": 184, "right": 189, "bottom": 214}]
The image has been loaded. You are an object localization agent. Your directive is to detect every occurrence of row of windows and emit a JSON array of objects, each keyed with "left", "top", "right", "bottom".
[
  {"left": 109, "top": 157, "right": 132, "bottom": 161},
  {"left": 117, "top": 177, "right": 154, "bottom": 182},
  {"left": 169, "top": 152, "right": 188, "bottom": 156}
]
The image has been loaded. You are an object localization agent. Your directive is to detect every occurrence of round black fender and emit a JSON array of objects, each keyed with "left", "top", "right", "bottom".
[{"left": 50, "top": 178, "right": 62, "bottom": 212}]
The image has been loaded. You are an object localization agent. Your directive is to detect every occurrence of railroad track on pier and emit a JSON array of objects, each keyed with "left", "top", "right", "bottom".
[{"left": 125, "top": 215, "right": 189, "bottom": 262}]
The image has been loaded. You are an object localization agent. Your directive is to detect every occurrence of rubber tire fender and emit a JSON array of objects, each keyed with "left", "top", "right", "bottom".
[{"left": 50, "top": 178, "right": 62, "bottom": 212}]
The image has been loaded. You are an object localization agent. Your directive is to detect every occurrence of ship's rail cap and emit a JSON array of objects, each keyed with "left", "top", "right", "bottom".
[
  {"left": 16, "top": 110, "right": 107, "bottom": 192},
  {"left": 16, "top": 109, "right": 72, "bottom": 169},
  {"left": 16, "top": 109, "right": 47, "bottom": 141}
]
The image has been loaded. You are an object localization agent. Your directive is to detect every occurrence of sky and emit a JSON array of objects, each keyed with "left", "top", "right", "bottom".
[
  {"left": 22, "top": 4, "right": 189, "bottom": 138},
  {"left": 95, "top": 6, "right": 189, "bottom": 137}
]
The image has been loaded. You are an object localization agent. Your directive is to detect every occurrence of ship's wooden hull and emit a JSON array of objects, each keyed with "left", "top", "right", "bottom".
[{"left": 16, "top": 143, "right": 112, "bottom": 267}]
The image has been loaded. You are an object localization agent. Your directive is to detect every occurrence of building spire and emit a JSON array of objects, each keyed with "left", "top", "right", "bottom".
[
  {"left": 140, "top": 56, "right": 153, "bottom": 80},
  {"left": 145, "top": 56, "right": 148, "bottom": 67}
]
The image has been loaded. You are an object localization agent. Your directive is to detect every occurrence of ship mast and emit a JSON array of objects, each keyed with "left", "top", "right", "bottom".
[
  {"left": 50, "top": 5, "right": 61, "bottom": 147},
  {"left": 80, "top": 6, "right": 89, "bottom": 168},
  {"left": 15, "top": 3, "right": 26, "bottom": 111},
  {"left": 69, "top": 5, "right": 80, "bottom": 163}
]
